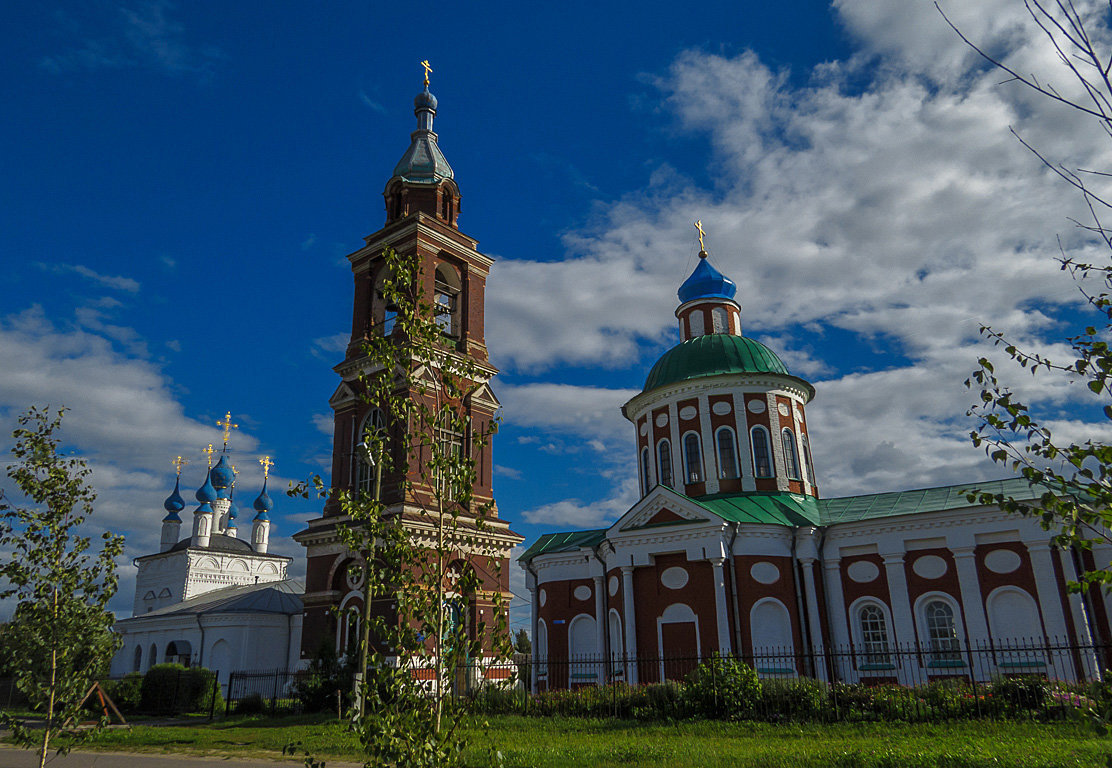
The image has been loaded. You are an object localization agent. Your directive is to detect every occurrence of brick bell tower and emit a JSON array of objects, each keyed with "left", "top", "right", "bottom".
[{"left": 294, "top": 72, "right": 523, "bottom": 659}]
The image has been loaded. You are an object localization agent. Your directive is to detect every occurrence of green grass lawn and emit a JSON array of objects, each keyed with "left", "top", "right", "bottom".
[{"left": 47, "top": 714, "right": 1112, "bottom": 767}]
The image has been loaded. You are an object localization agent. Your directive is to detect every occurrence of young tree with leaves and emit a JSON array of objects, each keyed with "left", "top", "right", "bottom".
[
  {"left": 950, "top": 1, "right": 1112, "bottom": 586},
  {"left": 0, "top": 407, "right": 123, "bottom": 768},
  {"left": 293, "top": 246, "right": 515, "bottom": 767}
]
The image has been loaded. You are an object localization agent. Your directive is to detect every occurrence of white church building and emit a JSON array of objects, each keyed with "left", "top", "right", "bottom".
[{"left": 110, "top": 446, "right": 303, "bottom": 685}]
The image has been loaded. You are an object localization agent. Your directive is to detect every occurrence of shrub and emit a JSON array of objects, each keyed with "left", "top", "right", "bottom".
[
  {"left": 761, "top": 678, "right": 830, "bottom": 722},
  {"left": 100, "top": 673, "right": 143, "bottom": 712},
  {"left": 234, "top": 692, "right": 267, "bottom": 715},
  {"left": 140, "top": 664, "right": 221, "bottom": 714},
  {"left": 990, "top": 675, "right": 1048, "bottom": 715},
  {"left": 684, "top": 656, "right": 760, "bottom": 721},
  {"left": 294, "top": 640, "right": 354, "bottom": 713}
]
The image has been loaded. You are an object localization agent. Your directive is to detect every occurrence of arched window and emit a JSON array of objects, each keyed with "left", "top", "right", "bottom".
[
  {"left": 924, "top": 599, "right": 960, "bottom": 662},
  {"left": 133, "top": 645, "right": 142, "bottom": 673},
  {"left": 711, "top": 307, "right": 728, "bottom": 334},
  {"left": 801, "top": 433, "right": 816, "bottom": 485},
  {"left": 858, "top": 604, "right": 891, "bottom": 665},
  {"left": 537, "top": 620, "right": 549, "bottom": 676},
  {"left": 640, "top": 447, "right": 651, "bottom": 495},
  {"left": 434, "top": 264, "right": 462, "bottom": 338},
  {"left": 782, "top": 428, "right": 801, "bottom": 480},
  {"left": 657, "top": 440, "right": 673, "bottom": 488},
  {"left": 683, "top": 432, "right": 703, "bottom": 484},
  {"left": 354, "top": 408, "right": 387, "bottom": 497},
  {"left": 750, "top": 426, "right": 772, "bottom": 478},
  {"left": 148, "top": 644, "right": 157, "bottom": 671},
  {"left": 716, "top": 427, "right": 739, "bottom": 479}
]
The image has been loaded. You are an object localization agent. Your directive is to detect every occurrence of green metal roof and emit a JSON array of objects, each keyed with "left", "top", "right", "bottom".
[
  {"left": 643, "top": 334, "right": 811, "bottom": 396},
  {"left": 817, "top": 477, "right": 1043, "bottom": 525},
  {"left": 692, "top": 492, "right": 823, "bottom": 526},
  {"left": 518, "top": 529, "right": 607, "bottom": 564},
  {"left": 517, "top": 478, "right": 1047, "bottom": 565}
]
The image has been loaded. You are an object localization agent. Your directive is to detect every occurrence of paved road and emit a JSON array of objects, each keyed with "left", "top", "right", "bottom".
[{"left": 0, "top": 747, "right": 363, "bottom": 767}]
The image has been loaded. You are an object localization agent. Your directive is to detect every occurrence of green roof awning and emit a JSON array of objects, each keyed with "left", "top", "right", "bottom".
[
  {"left": 692, "top": 492, "right": 822, "bottom": 526},
  {"left": 518, "top": 528, "right": 607, "bottom": 564}
]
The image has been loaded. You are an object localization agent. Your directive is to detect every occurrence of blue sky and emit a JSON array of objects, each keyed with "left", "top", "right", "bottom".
[{"left": 2, "top": 1, "right": 1111, "bottom": 633}]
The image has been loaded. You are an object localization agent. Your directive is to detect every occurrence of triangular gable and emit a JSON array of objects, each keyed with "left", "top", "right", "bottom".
[
  {"left": 613, "top": 486, "right": 716, "bottom": 534},
  {"left": 469, "top": 382, "right": 500, "bottom": 409},
  {"left": 328, "top": 382, "right": 358, "bottom": 408}
]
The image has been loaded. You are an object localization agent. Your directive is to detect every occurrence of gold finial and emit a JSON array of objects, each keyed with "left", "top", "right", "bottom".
[
  {"left": 259, "top": 455, "right": 274, "bottom": 480},
  {"left": 421, "top": 59, "right": 433, "bottom": 87},
  {"left": 202, "top": 443, "right": 215, "bottom": 468},
  {"left": 171, "top": 455, "right": 189, "bottom": 477},
  {"left": 694, "top": 220, "right": 707, "bottom": 253},
  {"left": 216, "top": 411, "right": 238, "bottom": 450},
  {"left": 230, "top": 463, "right": 239, "bottom": 484}
]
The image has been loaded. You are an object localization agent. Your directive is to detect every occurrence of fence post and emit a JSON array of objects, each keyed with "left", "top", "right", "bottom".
[
  {"left": 210, "top": 671, "right": 219, "bottom": 721},
  {"left": 225, "top": 671, "right": 233, "bottom": 717}
]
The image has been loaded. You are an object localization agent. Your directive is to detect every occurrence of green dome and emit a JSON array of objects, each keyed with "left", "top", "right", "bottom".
[{"left": 643, "top": 334, "right": 795, "bottom": 392}]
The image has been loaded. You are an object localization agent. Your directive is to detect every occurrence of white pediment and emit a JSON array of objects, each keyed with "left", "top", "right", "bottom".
[
  {"left": 470, "top": 382, "right": 500, "bottom": 409},
  {"left": 612, "top": 486, "right": 713, "bottom": 534},
  {"left": 328, "top": 382, "right": 358, "bottom": 408}
]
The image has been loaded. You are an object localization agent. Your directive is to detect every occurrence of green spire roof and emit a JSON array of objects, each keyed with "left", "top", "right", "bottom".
[{"left": 643, "top": 334, "right": 809, "bottom": 394}]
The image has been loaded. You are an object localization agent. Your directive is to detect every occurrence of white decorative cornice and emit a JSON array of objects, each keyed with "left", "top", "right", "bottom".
[{"left": 623, "top": 376, "right": 811, "bottom": 422}]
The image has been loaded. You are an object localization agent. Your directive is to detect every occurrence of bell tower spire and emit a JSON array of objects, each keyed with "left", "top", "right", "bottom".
[{"left": 384, "top": 61, "right": 460, "bottom": 227}]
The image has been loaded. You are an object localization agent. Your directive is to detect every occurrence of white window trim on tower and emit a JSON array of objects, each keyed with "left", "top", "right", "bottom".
[
  {"left": 657, "top": 439, "right": 674, "bottom": 489},
  {"left": 750, "top": 425, "right": 773, "bottom": 479},
  {"left": 782, "top": 427, "right": 802, "bottom": 480},
  {"left": 682, "top": 431, "right": 703, "bottom": 484},
  {"left": 715, "top": 426, "right": 740, "bottom": 480}
]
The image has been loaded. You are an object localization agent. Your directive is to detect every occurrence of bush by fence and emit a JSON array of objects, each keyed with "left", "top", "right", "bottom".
[{"left": 140, "top": 664, "right": 221, "bottom": 715}]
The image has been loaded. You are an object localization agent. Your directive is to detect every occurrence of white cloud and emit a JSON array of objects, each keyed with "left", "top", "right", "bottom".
[
  {"left": 40, "top": 1, "right": 222, "bottom": 76},
  {"left": 40, "top": 263, "right": 140, "bottom": 293}
]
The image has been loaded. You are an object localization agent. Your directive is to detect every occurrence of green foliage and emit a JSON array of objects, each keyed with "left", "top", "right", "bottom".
[
  {"left": 761, "top": 677, "right": 830, "bottom": 722},
  {"left": 100, "top": 673, "right": 143, "bottom": 713},
  {"left": 513, "top": 629, "right": 531, "bottom": 655},
  {"left": 294, "top": 640, "right": 355, "bottom": 713},
  {"left": 0, "top": 406, "right": 124, "bottom": 767},
  {"left": 684, "top": 656, "right": 761, "bottom": 720},
  {"left": 140, "top": 664, "right": 220, "bottom": 714}
]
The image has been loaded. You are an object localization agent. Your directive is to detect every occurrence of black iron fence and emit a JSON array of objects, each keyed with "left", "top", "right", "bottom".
[{"left": 219, "top": 640, "right": 1112, "bottom": 722}]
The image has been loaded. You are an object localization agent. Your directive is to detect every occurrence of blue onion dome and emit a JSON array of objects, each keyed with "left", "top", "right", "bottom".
[
  {"left": 677, "top": 254, "right": 738, "bottom": 304},
  {"left": 227, "top": 495, "right": 239, "bottom": 523},
  {"left": 415, "top": 85, "right": 438, "bottom": 111},
  {"left": 195, "top": 472, "right": 217, "bottom": 504},
  {"left": 163, "top": 477, "right": 185, "bottom": 514},
  {"left": 194, "top": 500, "right": 213, "bottom": 516},
  {"left": 210, "top": 454, "right": 235, "bottom": 491},
  {"left": 253, "top": 479, "right": 273, "bottom": 520}
]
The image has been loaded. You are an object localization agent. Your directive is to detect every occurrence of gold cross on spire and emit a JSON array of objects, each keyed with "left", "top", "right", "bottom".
[
  {"left": 171, "top": 455, "right": 189, "bottom": 477},
  {"left": 421, "top": 59, "right": 433, "bottom": 87},
  {"left": 216, "top": 411, "right": 238, "bottom": 450},
  {"left": 694, "top": 220, "right": 706, "bottom": 252},
  {"left": 259, "top": 455, "right": 274, "bottom": 479},
  {"left": 230, "top": 463, "right": 239, "bottom": 484},
  {"left": 202, "top": 443, "right": 215, "bottom": 468}
]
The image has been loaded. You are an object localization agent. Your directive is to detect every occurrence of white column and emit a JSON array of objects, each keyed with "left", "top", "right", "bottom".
[
  {"left": 593, "top": 575, "right": 606, "bottom": 686},
  {"left": 951, "top": 548, "right": 990, "bottom": 641},
  {"left": 529, "top": 572, "right": 540, "bottom": 694},
  {"left": 798, "top": 557, "right": 828, "bottom": 682},
  {"left": 950, "top": 547, "right": 991, "bottom": 681},
  {"left": 699, "top": 394, "right": 719, "bottom": 494},
  {"left": 1057, "top": 548, "right": 1101, "bottom": 680},
  {"left": 621, "top": 566, "right": 638, "bottom": 685},
  {"left": 1026, "top": 543, "right": 1077, "bottom": 680},
  {"left": 822, "top": 558, "right": 853, "bottom": 682},
  {"left": 881, "top": 553, "right": 917, "bottom": 685},
  {"left": 710, "top": 558, "right": 732, "bottom": 656}
]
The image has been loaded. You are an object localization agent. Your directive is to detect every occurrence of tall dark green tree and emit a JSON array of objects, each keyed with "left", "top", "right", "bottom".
[{"left": 0, "top": 407, "right": 123, "bottom": 768}]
